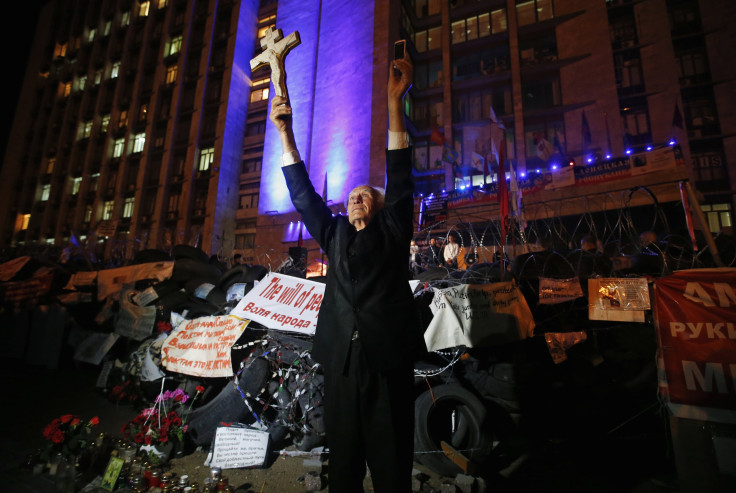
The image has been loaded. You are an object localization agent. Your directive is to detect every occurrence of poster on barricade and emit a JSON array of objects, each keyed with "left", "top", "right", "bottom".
[
  {"left": 629, "top": 145, "right": 684, "bottom": 176},
  {"left": 161, "top": 315, "right": 248, "bottom": 377},
  {"left": 588, "top": 277, "right": 649, "bottom": 322},
  {"left": 424, "top": 282, "right": 535, "bottom": 351},
  {"left": 0, "top": 268, "right": 54, "bottom": 307},
  {"left": 230, "top": 273, "right": 324, "bottom": 335},
  {"left": 654, "top": 268, "right": 736, "bottom": 423},
  {"left": 539, "top": 277, "right": 584, "bottom": 304}
]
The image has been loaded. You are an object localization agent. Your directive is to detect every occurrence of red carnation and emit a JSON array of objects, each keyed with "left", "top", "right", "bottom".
[
  {"left": 144, "top": 435, "right": 152, "bottom": 445},
  {"left": 52, "top": 430, "right": 65, "bottom": 444},
  {"left": 89, "top": 416, "right": 100, "bottom": 426},
  {"left": 71, "top": 418, "right": 81, "bottom": 427},
  {"left": 60, "top": 415, "right": 74, "bottom": 424},
  {"left": 196, "top": 385, "right": 205, "bottom": 393},
  {"left": 135, "top": 432, "right": 145, "bottom": 444}
]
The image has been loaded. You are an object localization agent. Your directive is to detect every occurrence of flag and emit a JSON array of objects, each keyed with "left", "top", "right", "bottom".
[
  {"left": 498, "top": 138, "right": 508, "bottom": 221},
  {"left": 534, "top": 133, "right": 554, "bottom": 162},
  {"left": 581, "top": 110, "right": 592, "bottom": 150},
  {"left": 430, "top": 126, "right": 445, "bottom": 146},
  {"left": 297, "top": 222, "right": 304, "bottom": 247},
  {"left": 553, "top": 128, "right": 566, "bottom": 155},
  {"left": 471, "top": 152, "right": 485, "bottom": 174},
  {"left": 489, "top": 106, "right": 504, "bottom": 128},
  {"left": 672, "top": 102, "right": 684, "bottom": 130},
  {"left": 442, "top": 143, "right": 459, "bottom": 164},
  {"left": 322, "top": 173, "right": 328, "bottom": 202},
  {"left": 453, "top": 163, "right": 464, "bottom": 179}
]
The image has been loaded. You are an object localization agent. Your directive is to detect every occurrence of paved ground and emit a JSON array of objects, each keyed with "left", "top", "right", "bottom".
[{"left": 0, "top": 356, "right": 682, "bottom": 492}]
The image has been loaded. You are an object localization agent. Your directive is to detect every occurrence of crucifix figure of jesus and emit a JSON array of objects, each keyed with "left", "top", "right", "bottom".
[{"left": 250, "top": 26, "right": 301, "bottom": 101}]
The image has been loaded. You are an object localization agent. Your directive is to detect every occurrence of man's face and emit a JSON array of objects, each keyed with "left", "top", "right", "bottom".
[{"left": 347, "top": 186, "right": 377, "bottom": 228}]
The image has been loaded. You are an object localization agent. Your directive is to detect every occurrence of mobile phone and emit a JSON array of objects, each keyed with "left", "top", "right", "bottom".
[{"left": 394, "top": 40, "right": 406, "bottom": 60}]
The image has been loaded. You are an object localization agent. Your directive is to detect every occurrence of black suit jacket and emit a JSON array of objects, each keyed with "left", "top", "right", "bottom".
[{"left": 282, "top": 147, "right": 425, "bottom": 374}]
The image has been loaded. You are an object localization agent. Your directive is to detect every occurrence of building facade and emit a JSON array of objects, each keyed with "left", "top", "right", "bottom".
[{"left": 1, "top": 0, "right": 734, "bottom": 264}]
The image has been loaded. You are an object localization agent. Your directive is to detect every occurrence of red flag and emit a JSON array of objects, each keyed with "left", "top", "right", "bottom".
[
  {"left": 498, "top": 138, "right": 509, "bottom": 241},
  {"left": 430, "top": 127, "right": 445, "bottom": 146}
]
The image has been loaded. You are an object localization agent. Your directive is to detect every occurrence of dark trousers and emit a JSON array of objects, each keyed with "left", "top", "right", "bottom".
[{"left": 323, "top": 338, "right": 415, "bottom": 493}]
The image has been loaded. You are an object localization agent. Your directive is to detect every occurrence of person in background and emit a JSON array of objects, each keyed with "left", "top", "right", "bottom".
[{"left": 443, "top": 234, "right": 459, "bottom": 269}]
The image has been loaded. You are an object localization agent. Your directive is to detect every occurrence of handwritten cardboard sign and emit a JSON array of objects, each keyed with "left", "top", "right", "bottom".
[
  {"left": 424, "top": 282, "right": 535, "bottom": 351},
  {"left": 161, "top": 315, "right": 247, "bottom": 377},
  {"left": 208, "top": 426, "right": 270, "bottom": 469},
  {"left": 230, "top": 273, "right": 324, "bottom": 335}
]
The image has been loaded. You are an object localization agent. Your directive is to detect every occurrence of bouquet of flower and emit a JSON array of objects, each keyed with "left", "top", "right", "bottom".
[
  {"left": 41, "top": 415, "right": 100, "bottom": 461},
  {"left": 121, "top": 385, "right": 205, "bottom": 449}
]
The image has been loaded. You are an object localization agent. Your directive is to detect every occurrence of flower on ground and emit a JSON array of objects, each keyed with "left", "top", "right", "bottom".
[{"left": 41, "top": 415, "right": 100, "bottom": 461}]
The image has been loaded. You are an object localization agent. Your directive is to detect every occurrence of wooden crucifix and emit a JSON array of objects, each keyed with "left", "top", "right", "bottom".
[{"left": 249, "top": 26, "right": 301, "bottom": 101}]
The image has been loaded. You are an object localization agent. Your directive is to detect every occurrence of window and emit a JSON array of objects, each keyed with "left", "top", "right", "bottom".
[
  {"left": 168, "top": 193, "right": 180, "bottom": 216},
  {"left": 692, "top": 152, "right": 726, "bottom": 183},
  {"left": 245, "top": 120, "right": 266, "bottom": 137},
  {"left": 199, "top": 147, "right": 215, "bottom": 171},
  {"left": 41, "top": 184, "right": 51, "bottom": 201},
  {"left": 78, "top": 75, "right": 87, "bottom": 91},
  {"left": 87, "top": 28, "right": 96, "bottom": 43},
  {"left": 139, "top": 103, "right": 148, "bottom": 122},
  {"left": 119, "top": 110, "right": 129, "bottom": 129},
  {"left": 686, "top": 100, "right": 720, "bottom": 138},
  {"left": 521, "top": 76, "right": 560, "bottom": 111},
  {"left": 72, "top": 177, "right": 82, "bottom": 195},
  {"left": 84, "top": 206, "right": 93, "bottom": 223},
  {"left": 103, "top": 200, "right": 114, "bottom": 220},
  {"left": 133, "top": 133, "right": 146, "bottom": 153},
  {"left": 139, "top": 1, "right": 150, "bottom": 17},
  {"left": 451, "top": 9, "right": 506, "bottom": 45},
  {"left": 235, "top": 233, "right": 256, "bottom": 250},
  {"left": 413, "top": 26, "right": 442, "bottom": 53},
  {"left": 516, "top": 0, "right": 553, "bottom": 27},
  {"left": 166, "top": 65, "right": 178, "bottom": 85},
  {"left": 19, "top": 214, "right": 31, "bottom": 231},
  {"left": 113, "top": 138, "right": 125, "bottom": 158},
  {"left": 62, "top": 82, "right": 72, "bottom": 97},
  {"left": 47, "top": 158, "right": 56, "bottom": 174},
  {"left": 123, "top": 197, "right": 135, "bottom": 218},
  {"left": 54, "top": 42, "right": 67, "bottom": 58},
  {"left": 79, "top": 120, "right": 93, "bottom": 140},
  {"left": 121, "top": 11, "right": 130, "bottom": 27},
  {"left": 250, "top": 77, "right": 270, "bottom": 102},
  {"left": 676, "top": 50, "right": 708, "bottom": 82},
  {"left": 242, "top": 157, "right": 262, "bottom": 174},
  {"left": 111, "top": 61, "right": 121, "bottom": 79},
  {"left": 101, "top": 114, "right": 111, "bottom": 132},
  {"left": 413, "top": 0, "right": 440, "bottom": 18},
  {"left": 167, "top": 35, "right": 183, "bottom": 57},
  {"left": 621, "top": 105, "right": 650, "bottom": 147},
  {"left": 94, "top": 70, "right": 102, "bottom": 85},
  {"left": 157, "top": 0, "right": 168, "bottom": 8},
  {"left": 257, "top": 24, "right": 276, "bottom": 39},
  {"left": 238, "top": 183, "right": 259, "bottom": 209},
  {"left": 700, "top": 204, "right": 732, "bottom": 234}
]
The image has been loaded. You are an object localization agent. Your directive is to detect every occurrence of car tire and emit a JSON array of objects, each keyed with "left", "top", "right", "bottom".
[{"left": 414, "top": 384, "right": 491, "bottom": 477}]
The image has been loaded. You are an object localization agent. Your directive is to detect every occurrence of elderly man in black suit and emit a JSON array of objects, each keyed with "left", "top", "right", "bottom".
[{"left": 269, "top": 55, "right": 424, "bottom": 492}]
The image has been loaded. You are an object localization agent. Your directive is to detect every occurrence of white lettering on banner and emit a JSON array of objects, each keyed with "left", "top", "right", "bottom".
[
  {"left": 230, "top": 273, "right": 324, "bottom": 335},
  {"left": 681, "top": 360, "right": 736, "bottom": 393},
  {"left": 670, "top": 322, "right": 736, "bottom": 339},
  {"left": 683, "top": 282, "right": 736, "bottom": 307}
]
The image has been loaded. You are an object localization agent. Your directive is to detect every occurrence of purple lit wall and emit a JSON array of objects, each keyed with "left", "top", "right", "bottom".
[{"left": 259, "top": 0, "right": 376, "bottom": 215}]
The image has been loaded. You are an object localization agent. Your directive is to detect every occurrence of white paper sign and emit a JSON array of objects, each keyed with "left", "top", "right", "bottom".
[
  {"left": 209, "top": 426, "right": 270, "bottom": 469},
  {"left": 161, "top": 315, "right": 248, "bottom": 377},
  {"left": 230, "top": 273, "right": 324, "bottom": 335},
  {"left": 424, "top": 282, "right": 535, "bottom": 351},
  {"left": 74, "top": 332, "right": 121, "bottom": 365}
]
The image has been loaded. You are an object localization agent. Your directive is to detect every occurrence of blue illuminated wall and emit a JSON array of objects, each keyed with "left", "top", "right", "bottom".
[{"left": 259, "top": 0, "right": 376, "bottom": 214}]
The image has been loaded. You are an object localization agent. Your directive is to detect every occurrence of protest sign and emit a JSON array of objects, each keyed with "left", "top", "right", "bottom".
[
  {"left": 538, "top": 277, "right": 584, "bottom": 304},
  {"left": 97, "top": 261, "right": 174, "bottom": 301},
  {"left": 230, "top": 273, "right": 324, "bottom": 335},
  {"left": 74, "top": 332, "right": 121, "bottom": 365},
  {"left": 588, "top": 277, "right": 649, "bottom": 322},
  {"left": 654, "top": 268, "right": 736, "bottom": 423},
  {"left": 161, "top": 315, "right": 248, "bottom": 377},
  {"left": 424, "top": 282, "right": 535, "bottom": 351},
  {"left": 207, "top": 426, "right": 270, "bottom": 469}
]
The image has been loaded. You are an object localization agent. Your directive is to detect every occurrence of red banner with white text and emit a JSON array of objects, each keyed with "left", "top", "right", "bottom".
[{"left": 654, "top": 268, "right": 736, "bottom": 420}]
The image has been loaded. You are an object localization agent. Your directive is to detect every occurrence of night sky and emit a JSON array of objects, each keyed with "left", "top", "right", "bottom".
[{"left": 1, "top": 1, "right": 51, "bottom": 166}]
